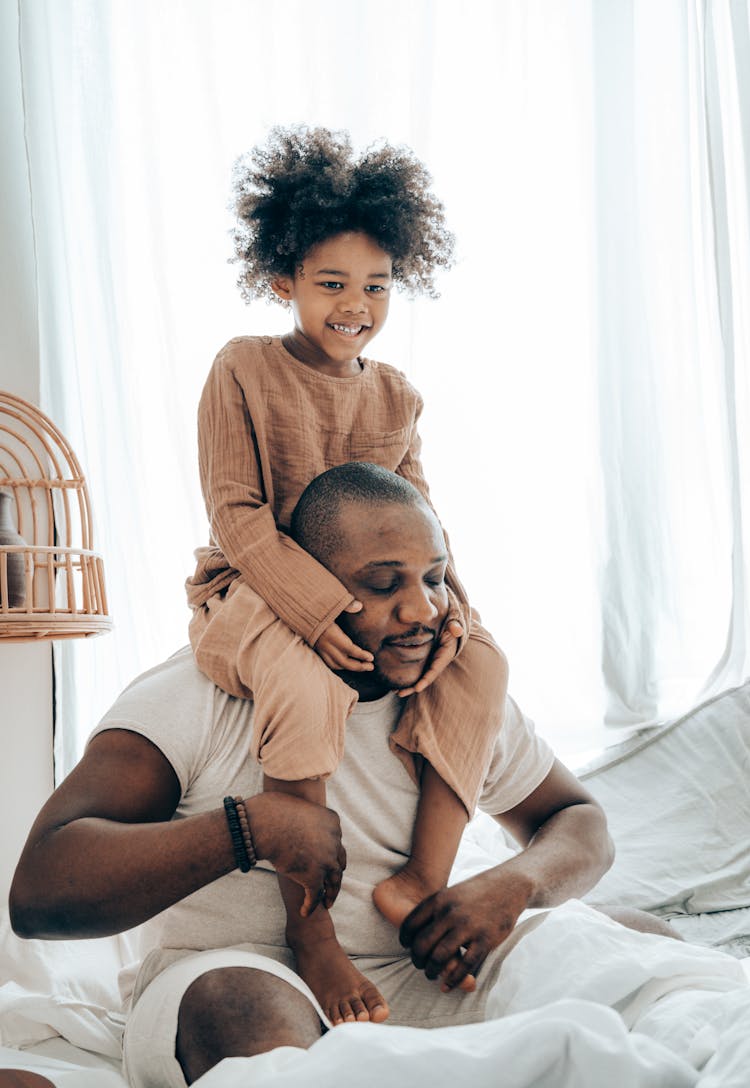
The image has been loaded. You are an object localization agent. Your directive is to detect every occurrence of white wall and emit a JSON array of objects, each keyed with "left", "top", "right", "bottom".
[{"left": 0, "top": 2, "right": 54, "bottom": 900}]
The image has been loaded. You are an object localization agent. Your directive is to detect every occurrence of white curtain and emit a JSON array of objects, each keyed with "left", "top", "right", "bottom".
[{"left": 14, "top": 0, "right": 750, "bottom": 777}]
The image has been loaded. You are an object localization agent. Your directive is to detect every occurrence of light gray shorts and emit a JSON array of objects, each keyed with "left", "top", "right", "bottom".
[{"left": 122, "top": 918, "right": 547, "bottom": 1088}]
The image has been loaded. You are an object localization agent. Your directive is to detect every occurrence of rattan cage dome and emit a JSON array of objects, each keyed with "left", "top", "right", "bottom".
[{"left": 0, "top": 391, "right": 112, "bottom": 640}]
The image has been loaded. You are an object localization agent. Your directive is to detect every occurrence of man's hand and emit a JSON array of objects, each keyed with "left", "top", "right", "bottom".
[
  {"left": 314, "top": 601, "right": 374, "bottom": 672},
  {"left": 397, "top": 618, "right": 463, "bottom": 697},
  {"left": 246, "top": 791, "right": 347, "bottom": 915},
  {"left": 398, "top": 866, "right": 532, "bottom": 991}
]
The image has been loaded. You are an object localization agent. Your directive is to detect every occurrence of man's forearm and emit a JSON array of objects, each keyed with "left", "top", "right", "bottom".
[
  {"left": 10, "top": 807, "right": 237, "bottom": 939},
  {"left": 500, "top": 800, "right": 614, "bottom": 909}
]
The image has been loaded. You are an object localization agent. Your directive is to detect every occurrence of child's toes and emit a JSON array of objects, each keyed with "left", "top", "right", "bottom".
[
  {"left": 328, "top": 1003, "right": 345, "bottom": 1026},
  {"left": 363, "top": 987, "right": 389, "bottom": 1023},
  {"left": 349, "top": 996, "right": 368, "bottom": 1022},
  {"left": 340, "top": 999, "right": 357, "bottom": 1023}
]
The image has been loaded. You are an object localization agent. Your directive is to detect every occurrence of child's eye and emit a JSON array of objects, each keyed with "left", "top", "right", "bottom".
[
  {"left": 318, "top": 281, "right": 343, "bottom": 290},
  {"left": 365, "top": 284, "right": 388, "bottom": 294}
]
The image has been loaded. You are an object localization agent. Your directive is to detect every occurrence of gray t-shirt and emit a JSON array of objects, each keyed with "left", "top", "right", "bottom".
[{"left": 92, "top": 647, "right": 554, "bottom": 997}]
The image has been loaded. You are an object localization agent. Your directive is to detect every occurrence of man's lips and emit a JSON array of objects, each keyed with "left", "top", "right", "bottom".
[{"left": 381, "top": 634, "right": 435, "bottom": 663}]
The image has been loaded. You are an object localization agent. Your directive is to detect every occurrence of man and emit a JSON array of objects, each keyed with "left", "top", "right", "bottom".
[{"left": 10, "top": 463, "right": 616, "bottom": 1087}]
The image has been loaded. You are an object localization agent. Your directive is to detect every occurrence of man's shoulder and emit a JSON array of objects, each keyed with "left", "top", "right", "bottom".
[
  {"left": 479, "top": 695, "right": 555, "bottom": 816},
  {"left": 89, "top": 649, "right": 254, "bottom": 789}
]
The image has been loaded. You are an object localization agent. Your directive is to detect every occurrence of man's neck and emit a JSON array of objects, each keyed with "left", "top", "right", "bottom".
[{"left": 336, "top": 669, "right": 393, "bottom": 702}]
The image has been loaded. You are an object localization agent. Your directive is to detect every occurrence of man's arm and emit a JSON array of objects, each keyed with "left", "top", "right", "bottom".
[
  {"left": 398, "top": 760, "right": 614, "bottom": 990},
  {"left": 10, "top": 728, "right": 346, "bottom": 941}
]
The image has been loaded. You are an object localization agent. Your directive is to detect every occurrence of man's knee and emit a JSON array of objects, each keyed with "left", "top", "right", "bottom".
[
  {"left": 176, "top": 966, "right": 322, "bottom": 1084},
  {"left": 594, "top": 905, "right": 684, "bottom": 940}
]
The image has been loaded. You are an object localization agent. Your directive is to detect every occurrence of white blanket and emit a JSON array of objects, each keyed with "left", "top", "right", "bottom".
[
  {"left": 5, "top": 900, "right": 747, "bottom": 1088},
  {"left": 187, "top": 901, "right": 750, "bottom": 1088}
]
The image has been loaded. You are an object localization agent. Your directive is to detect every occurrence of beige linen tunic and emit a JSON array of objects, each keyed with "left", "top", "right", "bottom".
[{"left": 186, "top": 336, "right": 506, "bottom": 812}]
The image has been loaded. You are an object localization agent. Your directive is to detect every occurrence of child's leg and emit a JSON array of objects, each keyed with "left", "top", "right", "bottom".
[
  {"left": 264, "top": 772, "right": 390, "bottom": 1026},
  {"left": 191, "top": 579, "right": 388, "bottom": 1024},
  {"left": 372, "top": 762, "right": 468, "bottom": 928},
  {"left": 373, "top": 625, "right": 509, "bottom": 982}
]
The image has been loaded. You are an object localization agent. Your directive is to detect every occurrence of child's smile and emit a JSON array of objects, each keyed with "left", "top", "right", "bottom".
[
  {"left": 273, "top": 231, "right": 392, "bottom": 376},
  {"left": 329, "top": 321, "right": 371, "bottom": 339}
]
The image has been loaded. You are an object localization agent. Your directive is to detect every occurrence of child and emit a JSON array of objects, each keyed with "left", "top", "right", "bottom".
[{"left": 186, "top": 126, "right": 509, "bottom": 1026}]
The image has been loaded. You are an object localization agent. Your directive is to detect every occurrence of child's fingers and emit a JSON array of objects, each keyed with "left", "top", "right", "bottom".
[
  {"left": 342, "top": 599, "right": 364, "bottom": 614},
  {"left": 346, "top": 642, "right": 374, "bottom": 663},
  {"left": 340, "top": 654, "right": 374, "bottom": 672},
  {"left": 398, "top": 638, "right": 458, "bottom": 696}
]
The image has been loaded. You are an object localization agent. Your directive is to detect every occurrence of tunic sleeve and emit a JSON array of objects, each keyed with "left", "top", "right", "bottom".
[
  {"left": 196, "top": 352, "right": 354, "bottom": 646},
  {"left": 395, "top": 395, "right": 473, "bottom": 637}
]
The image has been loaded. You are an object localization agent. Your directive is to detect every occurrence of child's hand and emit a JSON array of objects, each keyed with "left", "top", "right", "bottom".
[
  {"left": 315, "top": 604, "right": 374, "bottom": 672},
  {"left": 397, "top": 618, "right": 464, "bottom": 697}
]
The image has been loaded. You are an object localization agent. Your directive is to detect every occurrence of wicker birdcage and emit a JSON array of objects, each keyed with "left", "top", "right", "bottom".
[{"left": 0, "top": 391, "right": 112, "bottom": 640}]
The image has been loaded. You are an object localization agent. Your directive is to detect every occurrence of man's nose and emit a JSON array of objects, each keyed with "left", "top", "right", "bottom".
[{"left": 396, "top": 584, "right": 439, "bottom": 626}]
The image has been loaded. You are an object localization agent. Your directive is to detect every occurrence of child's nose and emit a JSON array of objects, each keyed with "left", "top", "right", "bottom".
[{"left": 338, "top": 290, "right": 367, "bottom": 314}]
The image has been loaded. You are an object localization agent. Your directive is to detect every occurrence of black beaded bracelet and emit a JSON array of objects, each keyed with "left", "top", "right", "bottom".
[
  {"left": 234, "top": 796, "right": 258, "bottom": 868},
  {"left": 223, "top": 796, "right": 251, "bottom": 873}
]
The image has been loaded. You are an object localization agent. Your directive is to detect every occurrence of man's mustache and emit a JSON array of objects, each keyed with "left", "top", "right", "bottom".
[{"left": 381, "top": 626, "right": 437, "bottom": 647}]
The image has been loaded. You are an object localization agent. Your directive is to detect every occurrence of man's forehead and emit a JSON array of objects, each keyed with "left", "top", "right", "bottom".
[
  {"left": 334, "top": 499, "right": 446, "bottom": 566},
  {"left": 357, "top": 556, "right": 446, "bottom": 571}
]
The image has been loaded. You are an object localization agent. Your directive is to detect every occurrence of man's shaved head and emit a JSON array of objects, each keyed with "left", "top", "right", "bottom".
[{"left": 290, "top": 462, "right": 427, "bottom": 567}]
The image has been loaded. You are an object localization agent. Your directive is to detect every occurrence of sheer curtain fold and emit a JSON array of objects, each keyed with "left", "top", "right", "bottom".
[{"left": 14, "top": 0, "right": 750, "bottom": 774}]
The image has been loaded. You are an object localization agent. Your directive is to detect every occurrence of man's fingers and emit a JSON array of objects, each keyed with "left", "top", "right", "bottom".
[
  {"left": 398, "top": 898, "right": 436, "bottom": 948},
  {"left": 421, "top": 928, "right": 468, "bottom": 980},
  {"left": 439, "top": 944, "right": 485, "bottom": 991},
  {"left": 323, "top": 864, "right": 343, "bottom": 908},
  {"left": 342, "top": 599, "right": 364, "bottom": 613},
  {"left": 299, "top": 884, "right": 320, "bottom": 918},
  {"left": 399, "top": 903, "right": 456, "bottom": 972}
]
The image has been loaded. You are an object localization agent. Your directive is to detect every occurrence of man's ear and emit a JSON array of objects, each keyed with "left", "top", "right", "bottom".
[{"left": 271, "top": 276, "right": 294, "bottom": 302}]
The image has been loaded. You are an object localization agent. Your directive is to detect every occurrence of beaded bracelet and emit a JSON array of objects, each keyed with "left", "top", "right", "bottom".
[
  {"left": 234, "top": 796, "right": 258, "bottom": 868},
  {"left": 223, "top": 796, "right": 251, "bottom": 873}
]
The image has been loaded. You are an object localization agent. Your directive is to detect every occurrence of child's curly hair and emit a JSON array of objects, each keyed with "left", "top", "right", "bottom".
[{"left": 231, "top": 125, "right": 455, "bottom": 303}]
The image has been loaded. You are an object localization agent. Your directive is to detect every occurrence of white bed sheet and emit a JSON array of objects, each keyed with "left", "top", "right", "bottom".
[
  {"left": 4, "top": 679, "right": 750, "bottom": 1085},
  {"left": 2, "top": 915, "right": 749, "bottom": 1088}
]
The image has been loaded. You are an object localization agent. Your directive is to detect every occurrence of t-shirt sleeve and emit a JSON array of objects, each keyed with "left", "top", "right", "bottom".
[
  {"left": 86, "top": 651, "right": 220, "bottom": 795},
  {"left": 478, "top": 695, "right": 556, "bottom": 815},
  {"left": 197, "top": 345, "right": 355, "bottom": 645}
]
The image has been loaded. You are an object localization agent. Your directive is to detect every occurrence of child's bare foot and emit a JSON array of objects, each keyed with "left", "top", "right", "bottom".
[
  {"left": 373, "top": 867, "right": 476, "bottom": 993},
  {"left": 289, "top": 933, "right": 390, "bottom": 1026},
  {"left": 373, "top": 866, "right": 432, "bottom": 929}
]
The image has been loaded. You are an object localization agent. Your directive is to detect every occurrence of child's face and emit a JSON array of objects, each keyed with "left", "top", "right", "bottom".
[{"left": 273, "top": 232, "right": 392, "bottom": 374}]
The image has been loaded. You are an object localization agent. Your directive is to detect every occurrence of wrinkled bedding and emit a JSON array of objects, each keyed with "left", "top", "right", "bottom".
[
  {"left": 3, "top": 679, "right": 750, "bottom": 1085},
  {"left": 3, "top": 902, "right": 749, "bottom": 1087}
]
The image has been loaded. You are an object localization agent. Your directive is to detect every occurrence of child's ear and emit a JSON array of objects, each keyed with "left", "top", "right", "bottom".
[{"left": 271, "top": 276, "right": 293, "bottom": 302}]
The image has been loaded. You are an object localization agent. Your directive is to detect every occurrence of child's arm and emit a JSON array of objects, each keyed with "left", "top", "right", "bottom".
[{"left": 196, "top": 350, "right": 354, "bottom": 650}]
